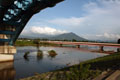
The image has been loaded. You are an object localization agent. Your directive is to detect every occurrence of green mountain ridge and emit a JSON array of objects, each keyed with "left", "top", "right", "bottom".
[
  {"left": 20, "top": 32, "right": 87, "bottom": 41},
  {"left": 50, "top": 32, "right": 87, "bottom": 41}
]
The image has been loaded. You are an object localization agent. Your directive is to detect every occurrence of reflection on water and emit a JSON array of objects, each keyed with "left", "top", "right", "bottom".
[
  {"left": 48, "top": 50, "right": 57, "bottom": 59},
  {"left": 0, "top": 46, "right": 111, "bottom": 80},
  {"left": 37, "top": 50, "right": 44, "bottom": 61},
  {"left": 24, "top": 56, "right": 29, "bottom": 61},
  {"left": 0, "top": 62, "right": 15, "bottom": 80},
  {"left": 14, "top": 46, "right": 108, "bottom": 79},
  {"left": 23, "top": 52, "right": 30, "bottom": 61}
]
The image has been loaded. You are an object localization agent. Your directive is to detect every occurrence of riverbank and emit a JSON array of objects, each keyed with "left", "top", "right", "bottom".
[
  {"left": 15, "top": 40, "right": 59, "bottom": 46},
  {"left": 20, "top": 52, "right": 120, "bottom": 80}
]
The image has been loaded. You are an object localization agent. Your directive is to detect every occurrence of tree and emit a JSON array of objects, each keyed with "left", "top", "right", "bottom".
[
  {"left": 118, "top": 39, "right": 120, "bottom": 44},
  {"left": 72, "top": 39, "right": 77, "bottom": 42}
]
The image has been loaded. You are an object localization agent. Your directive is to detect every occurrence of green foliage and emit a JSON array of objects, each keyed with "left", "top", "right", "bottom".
[
  {"left": 66, "top": 64, "right": 91, "bottom": 80},
  {"left": 72, "top": 39, "right": 77, "bottom": 42},
  {"left": 48, "top": 50, "right": 57, "bottom": 58},
  {"left": 62, "top": 52, "right": 120, "bottom": 71},
  {"left": 37, "top": 50, "right": 43, "bottom": 57},
  {"left": 15, "top": 40, "right": 59, "bottom": 46},
  {"left": 37, "top": 50, "right": 43, "bottom": 60},
  {"left": 15, "top": 40, "right": 35, "bottom": 46},
  {"left": 83, "top": 52, "right": 120, "bottom": 70},
  {"left": 33, "top": 39, "right": 40, "bottom": 44}
]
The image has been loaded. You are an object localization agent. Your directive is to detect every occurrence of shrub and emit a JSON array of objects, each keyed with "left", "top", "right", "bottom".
[
  {"left": 66, "top": 64, "right": 91, "bottom": 80},
  {"left": 37, "top": 50, "right": 43, "bottom": 57},
  {"left": 48, "top": 50, "right": 57, "bottom": 58},
  {"left": 37, "top": 50, "right": 43, "bottom": 60}
]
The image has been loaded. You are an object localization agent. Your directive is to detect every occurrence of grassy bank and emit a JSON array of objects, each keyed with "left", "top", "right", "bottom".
[
  {"left": 21, "top": 52, "right": 120, "bottom": 80},
  {"left": 62, "top": 52, "right": 120, "bottom": 71},
  {"left": 15, "top": 40, "right": 35, "bottom": 46},
  {"left": 15, "top": 40, "right": 59, "bottom": 46}
]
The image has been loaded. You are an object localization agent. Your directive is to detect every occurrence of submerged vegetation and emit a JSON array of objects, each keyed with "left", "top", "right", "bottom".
[
  {"left": 37, "top": 50, "right": 43, "bottom": 60},
  {"left": 37, "top": 50, "right": 43, "bottom": 57},
  {"left": 24, "top": 51, "right": 30, "bottom": 60},
  {"left": 48, "top": 50, "right": 57, "bottom": 58},
  {"left": 21, "top": 52, "right": 120, "bottom": 80}
]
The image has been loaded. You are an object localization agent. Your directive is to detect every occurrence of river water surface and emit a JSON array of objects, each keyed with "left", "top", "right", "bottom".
[{"left": 0, "top": 46, "right": 112, "bottom": 80}]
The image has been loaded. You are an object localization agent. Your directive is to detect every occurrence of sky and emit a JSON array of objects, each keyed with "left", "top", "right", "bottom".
[{"left": 21, "top": 0, "right": 120, "bottom": 41}]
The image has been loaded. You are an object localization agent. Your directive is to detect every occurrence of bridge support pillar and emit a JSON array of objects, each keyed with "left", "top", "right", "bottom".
[
  {"left": 0, "top": 46, "right": 16, "bottom": 62},
  {"left": 60, "top": 44, "right": 62, "bottom": 47},
  {"left": 76, "top": 45, "right": 80, "bottom": 48},
  {"left": 99, "top": 46, "right": 104, "bottom": 51},
  {"left": 117, "top": 48, "right": 120, "bottom": 52},
  {"left": 0, "top": 26, "right": 16, "bottom": 62},
  {"left": 0, "top": 62, "right": 15, "bottom": 80}
]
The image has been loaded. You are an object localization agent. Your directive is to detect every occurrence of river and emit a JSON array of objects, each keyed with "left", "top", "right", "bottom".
[{"left": 0, "top": 46, "right": 112, "bottom": 80}]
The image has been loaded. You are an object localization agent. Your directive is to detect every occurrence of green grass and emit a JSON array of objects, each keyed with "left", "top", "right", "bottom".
[
  {"left": 82, "top": 52, "right": 120, "bottom": 70},
  {"left": 61, "top": 52, "right": 120, "bottom": 71},
  {"left": 15, "top": 40, "right": 59, "bottom": 46},
  {"left": 15, "top": 40, "right": 35, "bottom": 46},
  {"left": 21, "top": 64, "right": 100, "bottom": 80}
]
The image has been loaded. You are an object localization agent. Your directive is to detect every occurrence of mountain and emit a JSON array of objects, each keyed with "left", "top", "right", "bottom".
[
  {"left": 19, "top": 32, "right": 87, "bottom": 41},
  {"left": 19, "top": 34, "right": 52, "bottom": 39},
  {"left": 50, "top": 32, "right": 87, "bottom": 41}
]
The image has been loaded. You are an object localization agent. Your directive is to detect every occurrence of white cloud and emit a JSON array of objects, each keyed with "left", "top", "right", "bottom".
[
  {"left": 48, "top": 17, "right": 85, "bottom": 27},
  {"left": 103, "top": 33, "right": 120, "bottom": 39},
  {"left": 21, "top": 26, "right": 68, "bottom": 36},
  {"left": 82, "top": 33, "right": 120, "bottom": 41},
  {"left": 47, "top": 1, "right": 120, "bottom": 40}
]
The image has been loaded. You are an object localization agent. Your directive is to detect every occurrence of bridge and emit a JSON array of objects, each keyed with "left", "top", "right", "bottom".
[
  {"left": 0, "top": 0, "right": 64, "bottom": 62},
  {"left": 46, "top": 41, "right": 120, "bottom": 53}
]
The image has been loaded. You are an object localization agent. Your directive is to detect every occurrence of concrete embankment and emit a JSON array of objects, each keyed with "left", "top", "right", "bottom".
[{"left": 0, "top": 46, "right": 16, "bottom": 62}]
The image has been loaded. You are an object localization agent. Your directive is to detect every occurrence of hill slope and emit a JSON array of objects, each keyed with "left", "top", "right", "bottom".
[
  {"left": 20, "top": 32, "right": 87, "bottom": 41},
  {"left": 50, "top": 32, "right": 87, "bottom": 41}
]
